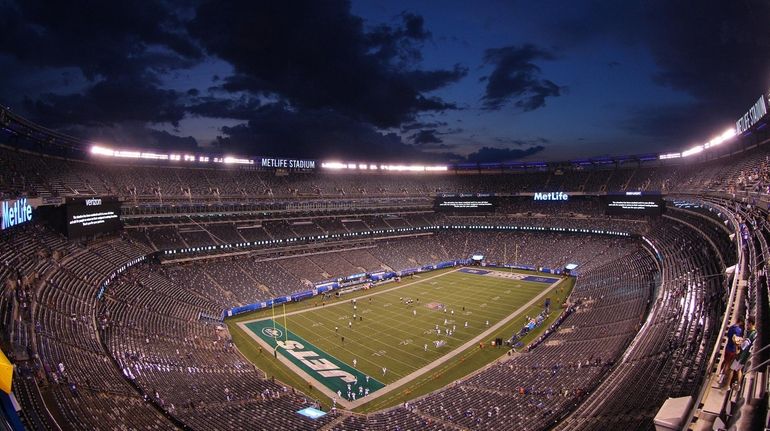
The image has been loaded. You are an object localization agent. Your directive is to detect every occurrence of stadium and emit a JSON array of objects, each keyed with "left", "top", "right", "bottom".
[{"left": 0, "top": 2, "right": 769, "bottom": 431}]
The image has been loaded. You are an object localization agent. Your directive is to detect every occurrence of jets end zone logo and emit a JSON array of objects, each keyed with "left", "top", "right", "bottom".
[{"left": 262, "top": 327, "right": 283, "bottom": 339}]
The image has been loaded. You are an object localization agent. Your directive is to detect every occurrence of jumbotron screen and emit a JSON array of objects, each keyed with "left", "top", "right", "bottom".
[
  {"left": 66, "top": 196, "right": 122, "bottom": 238},
  {"left": 434, "top": 195, "right": 497, "bottom": 212},
  {"left": 603, "top": 192, "right": 666, "bottom": 216}
]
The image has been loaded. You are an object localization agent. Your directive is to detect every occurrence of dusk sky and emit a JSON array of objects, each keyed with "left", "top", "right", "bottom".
[{"left": 1, "top": 0, "right": 769, "bottom": 162}]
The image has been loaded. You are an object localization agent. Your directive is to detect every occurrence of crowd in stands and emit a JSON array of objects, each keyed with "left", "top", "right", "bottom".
[
  {"left": 0, "top": 206, "right": 733, "bottom": 430},
  {"left": 0, "top": 140, "right": 752, "bottom": 430}
]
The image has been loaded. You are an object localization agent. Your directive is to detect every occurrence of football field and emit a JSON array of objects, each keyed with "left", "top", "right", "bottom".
[{"left": 234, "top": 267, "right": 566, "bottom": 410}]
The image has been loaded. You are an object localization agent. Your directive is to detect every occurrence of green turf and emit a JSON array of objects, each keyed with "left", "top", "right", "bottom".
[{"left": 230, "top": 267, "right": 571, "bottom": 411}]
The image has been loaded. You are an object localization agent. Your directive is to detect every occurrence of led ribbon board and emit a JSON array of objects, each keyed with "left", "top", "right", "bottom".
[
  {"left": 533, "top": 192, "right": 569, "bottom": 201},
  {"left": 1, "top": 198, "right": 33, "bottom": 230}
]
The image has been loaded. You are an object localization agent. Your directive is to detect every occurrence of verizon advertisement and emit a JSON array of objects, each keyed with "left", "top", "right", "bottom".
[{"left": 65, "top": 196, "right": 122, "bottom": 238}]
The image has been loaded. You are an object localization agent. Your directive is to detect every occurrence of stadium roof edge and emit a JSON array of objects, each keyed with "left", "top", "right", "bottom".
[{"left": 0, "top": 97, "right": 767, "bottom": 170}]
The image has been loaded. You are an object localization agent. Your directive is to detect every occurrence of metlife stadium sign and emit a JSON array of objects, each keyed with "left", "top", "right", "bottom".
[
  {"left": 736, "top": 95, "right": 768, "bottom": 135},
  {"left": 259, "top": 158, "right": 316, "bottom": 169},
  {"left": 533, "top": 192, "right": 569, "bottom": 201},
  {"left": 1, "top": 198, "right": 33, "bottom": 230}
]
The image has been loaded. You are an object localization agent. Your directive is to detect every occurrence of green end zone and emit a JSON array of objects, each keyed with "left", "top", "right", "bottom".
[{"left": 244, "top": 319, "right": 385, "bottom": 400}]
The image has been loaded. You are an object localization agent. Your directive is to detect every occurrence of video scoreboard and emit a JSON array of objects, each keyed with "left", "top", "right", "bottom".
[
  {"left": 434, "top": 195, "right": 497, "bottom": 212},
  {"left": 65, "top": 196, "right": 122, "bottom": 238},
  {"left": 602, "top": 192, "right": 665, "bottom": 216}
]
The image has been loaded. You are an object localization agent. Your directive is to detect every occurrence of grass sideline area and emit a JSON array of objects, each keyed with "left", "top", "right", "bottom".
[{"left": 227, "top": 267, "right": 574, "bottom": 412}]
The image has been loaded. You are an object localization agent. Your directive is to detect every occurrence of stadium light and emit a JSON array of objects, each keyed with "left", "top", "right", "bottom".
[
  {"left": 223, "top": 156, "right": 253, "bottom": 165},
  {"left": 90, "top": 145, "right": 115, "bottom": 156},
  {"left": 681, "top": 145, "right": 704, "bottom": 157},
  {"left": 140, "top": 152, "right": 168, "bottom": 160},
  {"left": 115, "top": 150, "right": 141, "bottom": 158},
  {"left": 659, "top": 152, "right": 681, "bottom": 160},
  {"left": 321, "top": 162, "right": 347, "bottom": 169}
]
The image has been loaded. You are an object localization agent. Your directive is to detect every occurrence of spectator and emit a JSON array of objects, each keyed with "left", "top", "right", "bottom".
[{"left": 719, "top": 317, "right": 744, "bottom": 387}]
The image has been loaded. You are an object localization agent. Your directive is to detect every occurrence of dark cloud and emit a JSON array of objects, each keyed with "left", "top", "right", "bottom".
[
  {"left": 400, "top": 121, "right": 448, "bottom": 132},
  {"left": 644, "top": 0, "right": 770, "bottom": 111},
  {"left": 24, "top": 77, "right": 186, "bottom": 128},
  {"left": 188, "top": 0, "right": 462, "bottom": 128},
  {"left": 553, "top": 0, "right": 770, "bottom": 141},
  {"left": 48, "top": 122, "right": 198, "bottom": 152},
  {"left": 411, "top": 129, "right": 443, "bottom": 145},
  {"left": 0, "top": 0, "right": 204, "bottom": 146},
  {"left": 212, "top": 105, "right": 478, "bottom": 160},
  {"left": 493, "top": 137, "right": 550, "bottom": 147},
  {"left": 187, "top": 96, "right": 262, "bottom": 120},
  {"left": 465, "top": 146, "right": 546, "bottom": 163},
  {"left": 481, "top": 44, "right": 563, "bottom": 111},
  {"left": 401, "top": 12, "right": 431, "bottom": 41},
  {"left": 404, "top": 65, "right": 468, "bottom": 92},
  {"left": 146, "top": 129, "right": 199, "bottom": 151},
  {"left": 0, "top": 0, "right": 201, "bottom": 81},
  {"left": 214, "top": 104, "right": 431, "bottom": 161}
]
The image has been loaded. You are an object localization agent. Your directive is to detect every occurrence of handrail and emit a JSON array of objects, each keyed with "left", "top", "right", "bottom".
[{"left": 680, "top": 197, "right": 744, "bottom": 430}]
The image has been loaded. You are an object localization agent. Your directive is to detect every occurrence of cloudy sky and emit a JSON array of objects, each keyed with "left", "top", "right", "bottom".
[{"left": 0, "top": 0, "right": 768, "bottom": 162}]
